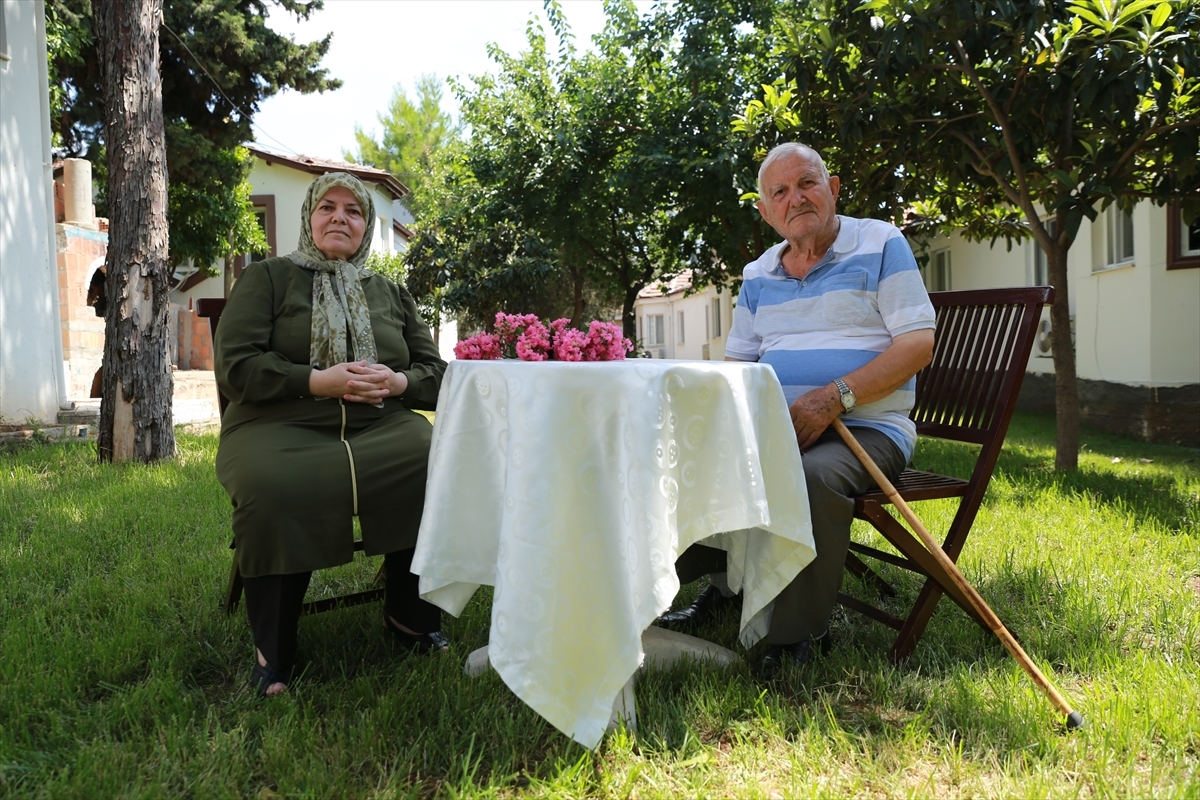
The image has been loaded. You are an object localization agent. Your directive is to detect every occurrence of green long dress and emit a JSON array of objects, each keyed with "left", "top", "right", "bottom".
[{"left": 214, "top": 256, "right": 446, "bottom": 578}]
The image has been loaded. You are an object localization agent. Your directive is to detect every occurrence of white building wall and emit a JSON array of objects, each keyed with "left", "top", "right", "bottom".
[
  {"left": 922, "top": 200, "right": 1199, "bottom": 388},
  {"left": 0, "top": 0, "right": 65, "bottom": 423},
  {"left": 634, "top": 285, "right": 732, "bottom": 361}
]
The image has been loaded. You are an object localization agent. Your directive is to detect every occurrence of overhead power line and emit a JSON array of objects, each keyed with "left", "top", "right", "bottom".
[{"left": 159, "top": 18, "right": 300, "bottom": 156}]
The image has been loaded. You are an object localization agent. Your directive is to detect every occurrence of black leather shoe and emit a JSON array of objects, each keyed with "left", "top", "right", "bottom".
[
  {"left": 384, "top": 616, "right": 451, "bottom": 654},
  {"left": 752, "top": 632, "right": 832, "bottom": 680},
  {"left": 655, "top": 583, "right": 738, "bottom": 630}
]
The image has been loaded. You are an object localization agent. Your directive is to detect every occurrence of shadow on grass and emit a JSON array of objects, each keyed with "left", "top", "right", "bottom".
[
  {"left": 639, "top": 563, "right": 1119, "bottom": 761},
  {"left": 911, "top": 412, "right": 1199, "bottom": 535}
]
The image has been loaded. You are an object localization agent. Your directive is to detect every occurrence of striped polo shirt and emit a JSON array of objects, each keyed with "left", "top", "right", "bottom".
[{"left": 726, "top": 215, "right": 935, "bottom": 461}]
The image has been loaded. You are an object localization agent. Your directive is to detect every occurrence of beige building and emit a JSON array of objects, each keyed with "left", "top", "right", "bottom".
[
  {"left": 916, "top": 200, "right": 1199, "bottom": 446},
  {"left": 634, "top": 271, "right": 735, "bottom": 361}
]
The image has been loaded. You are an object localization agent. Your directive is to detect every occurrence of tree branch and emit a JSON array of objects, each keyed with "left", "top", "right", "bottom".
[
  {"left": 1111, "top": 119, "right": 1200, "bottom": 180},
  {"left": 952, "top": 40, "right": 1041, "bottom": 223},
  {"left": 946, "top": 129, "right": 1024, "bottom": 208}
]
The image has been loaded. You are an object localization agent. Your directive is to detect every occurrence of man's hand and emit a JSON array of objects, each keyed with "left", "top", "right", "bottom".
[
  {"left": 786, "top": 328, "right": 934, "bottom": 452},
  {"left": 309, "top": 360, "right": 409, "bottom": 403},
  {"left": 790, "top": 383, "right": 842, "bottom": 451}
]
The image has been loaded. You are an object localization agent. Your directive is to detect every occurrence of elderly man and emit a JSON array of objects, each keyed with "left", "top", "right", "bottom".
[{"left": 659, "top": 143, "right": 936, "bottom": 678}]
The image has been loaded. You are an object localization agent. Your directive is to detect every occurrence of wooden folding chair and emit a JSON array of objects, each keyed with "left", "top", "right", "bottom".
[
  {"left": 837, "top": 286, "right": 1055, "bottom": 662},
  {"left": 196, "top": 297, "right": 385, "bottom": 616}
]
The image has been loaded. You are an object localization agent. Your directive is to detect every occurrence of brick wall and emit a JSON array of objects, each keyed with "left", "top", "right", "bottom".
[
  {"left": 176, "top": 308, "right": 215, "bottom": 370},
  {"left": 56, "top": 224, "right": 108, "bottom": 398}
]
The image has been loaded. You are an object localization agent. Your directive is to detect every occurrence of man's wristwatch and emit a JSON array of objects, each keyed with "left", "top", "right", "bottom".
[{"left": 834, "top": 378, "right": 856, "bottom": 414}]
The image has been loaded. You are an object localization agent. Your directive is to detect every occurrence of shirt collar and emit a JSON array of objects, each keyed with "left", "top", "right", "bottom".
[{"left": 767, "top": 215, "right": 860, "bottom": 276}]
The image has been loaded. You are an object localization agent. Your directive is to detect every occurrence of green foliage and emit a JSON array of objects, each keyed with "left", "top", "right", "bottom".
[
  {"left": 167, "top": 146, "right": 268, "bottom": 272},
  {"left": 364, "top": 250, "right": 407, "bottom": 285},
  {"left": 405, "top": 0, "right": 780, "bottom": 337},
  {"left": 736, "top": 0, "right": 1200, "bottom": 240},
  {"left": 0, "top": 421, "right": 1197, "bottom": 794},
  {"left": 345, "top": 75, "right": 461, "bottom": 219},
  {"left": 45, "top": 0, "right": 341, "bottom": 267},
  {"left": 735, "top": 0, "right": 1200, "bottom": 470}
]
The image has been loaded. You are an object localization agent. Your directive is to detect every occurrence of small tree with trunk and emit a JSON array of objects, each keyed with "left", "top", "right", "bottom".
[
  {"left": 736, "top": 0, "right": 1200, "bottom": 469},
  {"left": 94, "top": 0, "right": 173, "bottom": 462}
]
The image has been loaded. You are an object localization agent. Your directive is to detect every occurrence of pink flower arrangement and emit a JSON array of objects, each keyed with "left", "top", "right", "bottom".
[
  {"left": 452, "top": 332, "right": 501, "bottom": 361},
  {"left": 455, "top": 312, "right": 633, "bottom": 362}
]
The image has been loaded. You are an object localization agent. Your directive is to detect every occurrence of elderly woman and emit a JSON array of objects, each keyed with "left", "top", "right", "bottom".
[{"left": 215, "top": 172, "right": 447, "bottom": 697}]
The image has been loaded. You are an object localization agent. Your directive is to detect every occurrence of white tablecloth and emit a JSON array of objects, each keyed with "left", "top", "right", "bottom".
[{"left": 412, "top": 359, "right": 814, "bottom": 748}]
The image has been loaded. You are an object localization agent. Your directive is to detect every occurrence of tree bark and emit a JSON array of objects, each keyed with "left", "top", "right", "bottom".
[
  {"left": 95, "top": 0, "right": 175, "bottom": 463},
  {"left": 622, "top": 285, "right": 640, "bottom": 342},
  {"left": 224, "top": 227, "right": 236, "bottom": 298},
  {"left": 1046, "top": 244, "right": 1079, "bottom": 470}
]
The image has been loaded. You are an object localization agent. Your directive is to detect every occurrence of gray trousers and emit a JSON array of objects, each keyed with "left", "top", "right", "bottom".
[{"left": 675, "top": 426, "right": 907, "bottom": 644}]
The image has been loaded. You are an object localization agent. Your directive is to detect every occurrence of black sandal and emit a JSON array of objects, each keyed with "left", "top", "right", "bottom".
[
  {"left": 383, "top": 616, "right": 450, "bottom": 654},
  {"left": 251, "top": 661, "right": 292, "bottom": 697}
]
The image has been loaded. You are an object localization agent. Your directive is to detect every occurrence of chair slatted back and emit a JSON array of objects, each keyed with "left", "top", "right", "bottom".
[
  {"left": 913, "top": 287, "right": 1052, "bottom": 560},
  {"left": 915, "top": 287, "right": 1053, "bottom": 445}
]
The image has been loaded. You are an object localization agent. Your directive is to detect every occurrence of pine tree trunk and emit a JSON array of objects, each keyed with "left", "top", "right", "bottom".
[
  {"left": 1046, "top": 245, "right": 1079, "bottom": 470},
  {"left": 95, "top": 0, "right": 175, "bottom": 463}
]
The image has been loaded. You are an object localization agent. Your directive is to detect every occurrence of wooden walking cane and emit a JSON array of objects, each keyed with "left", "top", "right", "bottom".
[{"left": 831, "top": 418, "right": 1084, "bottom": 730}]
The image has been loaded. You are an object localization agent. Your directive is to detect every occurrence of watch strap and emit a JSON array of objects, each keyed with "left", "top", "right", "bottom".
[{"left": 834, "top": 378, "right": 854, "bottom": 413}]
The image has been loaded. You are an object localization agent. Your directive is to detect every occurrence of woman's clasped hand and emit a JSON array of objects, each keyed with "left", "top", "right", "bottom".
[{"left": 309, "top": 360, "right": 410, "bottom": 403}]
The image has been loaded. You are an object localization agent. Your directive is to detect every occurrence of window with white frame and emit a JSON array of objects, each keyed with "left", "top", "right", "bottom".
[
  {"left": 1168, "top": 202, "right": 1200, "bottom": 270},
  {"left": 925, "top": 249, "right": 951, "bottom": 292},
  {"left": 644, "top": 314, "right": 665, "bottom": 346},
  {"left": 1185, "top": 216, "right": 1200, "bottom": 257},
  {"left": 677, "top": 310, "right": 685, "bottom": 344},
  {"left": 709, "top": 297, "right": 722, "bottom": 339},
  {"left": 1103, "top": 205, "right": 1135, "bottom": 268},
  {"left": 1032, "top": 219, "right": 1056, "bottom": 287},
  {"left": 378, "top": 217, "right": 391, "bottom": 251}
]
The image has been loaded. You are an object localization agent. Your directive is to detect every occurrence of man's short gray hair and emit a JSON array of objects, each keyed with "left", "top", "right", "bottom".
[{"left": 757, "top": 143, "right": 830, "bottom": 197}]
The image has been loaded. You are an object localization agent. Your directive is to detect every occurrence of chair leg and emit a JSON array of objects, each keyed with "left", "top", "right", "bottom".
[
  {"left": 858, "top": 504, "right": 990, "bottom": 661},
  {"left": 844, "top": 552, "right": 898, "bottom": 597},
  {"left": 888, "top": 579, "right": 951, "bottom": 663},
  {"left": 223, "top": 547, "right": 244, "bottom": 615}
]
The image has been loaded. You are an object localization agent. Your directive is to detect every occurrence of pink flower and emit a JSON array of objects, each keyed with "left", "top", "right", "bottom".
[
  {"left": 516, "top": 318, "right": 551, "bottom": 361},
  {"left": 493, "top": 312, "right": 542, "bottom": 359},
  {"left": 583, "top": 320, "right": 632, "bottom": 361},
  {"left": 453, "top": 332, "right": 502, "bottom": 360},
  {"left": 552, "top": 323, "right": 588, "bottom": 362},
  {"left": 456, "top": 315, "right": 631, "bottom": 361}
]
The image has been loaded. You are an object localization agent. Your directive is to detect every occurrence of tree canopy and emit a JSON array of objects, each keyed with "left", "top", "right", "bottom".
[
  {"left": 346, "top": 75, "right": 461, "bottom": 219},
  {"left": 735, "top": 0, "right": 1200, "bottom": 469},
  {"left": 405, "top": 0, "right": 780, "bottom": 338},
  {"left": 46, "top": 0, "right": 340, "bottom": 269}
]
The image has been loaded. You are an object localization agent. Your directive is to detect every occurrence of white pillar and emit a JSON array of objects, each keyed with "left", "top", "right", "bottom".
[{"left": 62, "top": 158, "right": 94, "bottom": 227}]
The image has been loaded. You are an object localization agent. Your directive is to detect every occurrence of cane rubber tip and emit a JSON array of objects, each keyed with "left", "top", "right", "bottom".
[{"left": 1066, "top": 711, "right": 1084, "bottom": 731}]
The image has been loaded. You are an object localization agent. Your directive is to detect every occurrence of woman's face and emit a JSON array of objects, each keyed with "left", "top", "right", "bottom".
[{"left": 310, "top": 186, "right": 367, "bottom": 260}]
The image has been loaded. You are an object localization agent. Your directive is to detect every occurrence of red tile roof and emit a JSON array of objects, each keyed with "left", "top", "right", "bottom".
[
  {"left": 637, "top": 270, "right": 696, "bottom": 299},
  {"left": 247, "top": 144, "right": 410, "bottom": 201}
]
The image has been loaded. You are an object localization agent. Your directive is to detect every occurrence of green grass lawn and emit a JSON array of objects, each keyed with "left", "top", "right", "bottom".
[{"left": 1, "top": 412, "right": 1197, "bottom": 798}]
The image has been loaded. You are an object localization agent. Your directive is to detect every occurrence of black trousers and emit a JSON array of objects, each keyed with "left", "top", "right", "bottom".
[{"left": 242, "top": 546, "right": 441, "bottom": 673}]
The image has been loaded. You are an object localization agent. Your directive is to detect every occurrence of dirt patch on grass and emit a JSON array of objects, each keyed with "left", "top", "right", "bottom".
[{"left": 1188, "top": 577, "right": 1200, "bottom": 602}]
